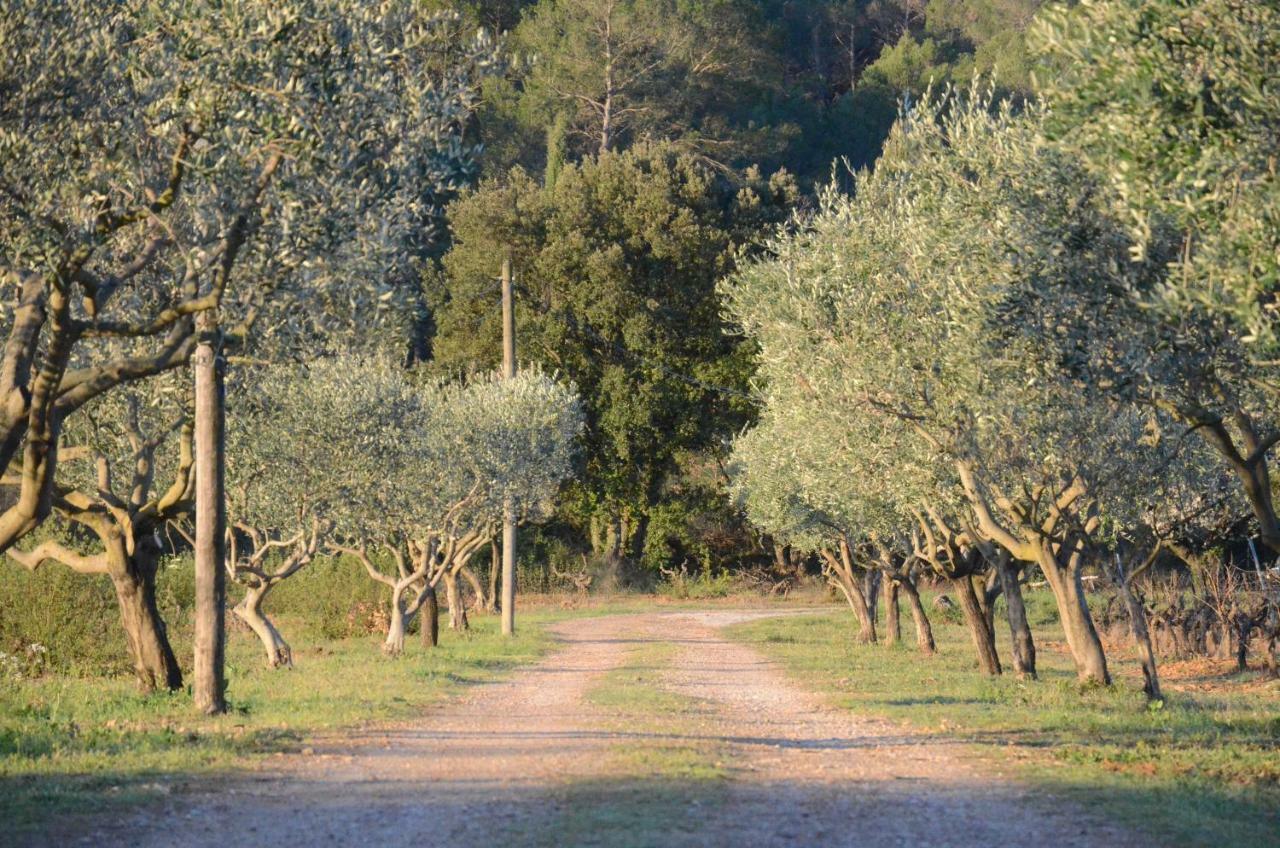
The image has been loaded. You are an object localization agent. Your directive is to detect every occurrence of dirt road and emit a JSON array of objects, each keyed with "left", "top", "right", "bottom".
[{"left": 65, "top": 610, "right": 1153, "bottom": 847}]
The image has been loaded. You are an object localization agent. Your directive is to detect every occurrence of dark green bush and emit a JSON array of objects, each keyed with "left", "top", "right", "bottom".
[{"left": 261, "top": 554, "right": 388, "bottom": 640}]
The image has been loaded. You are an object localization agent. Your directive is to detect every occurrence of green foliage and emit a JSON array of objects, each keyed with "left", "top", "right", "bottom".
[
  {"left": 655, "top": 567, "right": 736, "bottom": 600},
  {"left": 483, "top": 0, "right": 793, "bottom": 167},
  {"left": 434, "top": 145, "right": 796, "bottom": 557},
  {"left": 230, "top": 357, "right": 583, "bottom": 545},
  {"left": 0, "top": 0, "right": 501, "bottom": 361},
  {"left": 257, "top": 555, "right": 390, "bottom": 640},
  {"left": 723, "top": 84, "right": 1237, "bottom": 565},
  {"left": 1024, "top": 0, "right": 1280, "bottom": 549},
  {"left": 0, "top": 0, "right": 502, "bottom": 554},
  {"left": 0, "top": 557, "right": 121, "bottom": 677},
  {"left": 1035, "top": 0, "right": 1280, "bottom": 354},
  {"left": 477, "top": 0, "right": 1043, "bottom": 182},
  {"left": 0, "top": 554, "right": 195, "bottom": 677}
]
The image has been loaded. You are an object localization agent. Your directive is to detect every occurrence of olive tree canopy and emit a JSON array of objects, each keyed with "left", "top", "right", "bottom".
[
  {"left": 722, "top": 88, "right": 1208, "bottom": 683},
  {"left": 228, "top": 357, "right": 583, "bottom": 654},
  {"left": 0, "top": 0, "right": 500, "bottom": 552}
]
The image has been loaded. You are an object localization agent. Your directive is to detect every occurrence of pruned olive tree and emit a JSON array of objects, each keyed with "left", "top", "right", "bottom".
[
  {"left": 274, "top": 358, "right": 582, "bottom": 656},
  {"left": 1094, "top": 436, "right": 1247, "bottom": 699},
  {"left": 223, "top": 363, "right": 375, "bottom": 669},
  {"left": 728, "top": 396, "right": 938, "bottom": 654},
  {"left": 425, "top": 371, "right": 586, "bottom": 634},
  {"left": 5, "top": 375, "right": 191, "bottom": 691},
  {"left": 723, "top": 87, "right": 1203, "bottom": 685},
  {"left": 228, "top": 356, "right": 427, "bottom": 658}
]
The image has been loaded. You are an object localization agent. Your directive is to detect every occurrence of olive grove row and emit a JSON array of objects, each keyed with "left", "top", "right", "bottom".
[
  {"left": 724, "top": 0, "right": 1280, "bottom": 695},
  {"left": 0, "top": 0, "right": 593, "bottom": 697},
  {"left": 13, "top": 361, "right": 582, "bottom": 687}
]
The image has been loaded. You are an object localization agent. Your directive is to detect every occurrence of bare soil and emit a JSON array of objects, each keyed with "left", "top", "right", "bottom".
[{"left": 56, "top": 610, "right": 1156, "bottom": 847}]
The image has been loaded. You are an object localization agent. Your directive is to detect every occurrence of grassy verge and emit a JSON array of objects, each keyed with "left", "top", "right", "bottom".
[
  {"left": 0, "top": 611, "right": 558, "bottom": 839},
  {"left": 586, "top": 638, "right": 729, "bottom": 780},
  {"left": 518, "top": 636, "right": 729, "bottom": 847},
  {"left": 728, "top": 598, "right": 1280, "bottom": 847}
]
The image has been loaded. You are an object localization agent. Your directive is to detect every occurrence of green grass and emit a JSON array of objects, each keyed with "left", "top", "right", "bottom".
[
  {"left": 586, "top": 640, "right": 686, "bottom": 713},
  {"left": 586, "top": 638, "right": 729, "bottom": 780},
  {"left": 0, "top": 612, "right": 558, "bottom": 839},
  {"left": 728, "top": 596, "right": 1280, "bottom": 848},
  {"left": 522, "top": 638, "right": 729, "bottom": 847}
]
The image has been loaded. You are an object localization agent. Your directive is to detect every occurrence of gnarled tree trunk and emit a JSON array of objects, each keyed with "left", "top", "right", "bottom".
[
  {"left": 993, "top": 551, "right": 1036, "bottom": 679},
  {"left": 1039, "top": 545, "right": 1110, "bottom": 684},
  {"left": 460, "top": 565, "right": 487, "bottom": 617},
  {"left": 955, "top": 573, "right": 1001, "bottom": 676},
  {"left": 444, "top": 570, "right": 469, "bottom": 631},
  {"left": 956, "top": 461, "right": 1108, "bottom": 684},
  {"left": 898, "top": 576, "right": 935, "bottom": 655},
  {"left": 1110, "top": 552, "right": 1161, "bottom": 700},
  {"left": 11, "top": 527, "right": 183, "bottom": 693},
  {"left": 383, "top": 580, "right": 418, "bottom": 656},
  {"left": 110, "top": 541, "right": 183, "bottom": 692},
  {"left": 340, "top": 541, "right": 433, "bottom": 658},
  {"left": 821, "top": 540, "right": 876, "bottom": 644},
  {"left": 421, "top": 584, "right": 439, "bottom": 648},
  {"left": 234, "top": 583, "right": 292, "bottom": 668},
  {"left": 863, "top": 569, "right": 881, "bottom": 630}
]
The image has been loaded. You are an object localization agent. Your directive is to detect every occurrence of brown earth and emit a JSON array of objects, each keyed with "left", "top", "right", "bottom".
[{"left": 54, "top": 610, "right": 1157, "bottom": 848}]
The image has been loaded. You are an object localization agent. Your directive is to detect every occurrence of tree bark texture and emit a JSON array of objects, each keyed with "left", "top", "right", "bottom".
[
  {"left": 193, "top": 339, "right": 227, "bottom": 714},
  {"left": 994, "top": 552, "right": 1037, "bottom": 679},
  {"left": 954, "top": 573, "right": 1001, "bottom": 676},
  {"left": 384, "top": 591, "right": 409, "bottom": 656},
  {"left": 111, "top": 541, "right": 183, "bottom": 692},
  {"left": 956, "top": 461, "right": 1109, "bottom": 684},
  {"left": 234, "top": 584, "right": 292, "bottom": 668},
  {"left": 444, "top": 571, "right": 469, "bottom": 631},
  {"left": 883, "top": 575, "right": 901, "bottom": 647},
  {"left": 898, "top": 577, "right": 936, "bottom": 655},
  {"left": 822, "top": 542, "right": 876, "bottom": 644},
  {"left": 1039, "top": 549, "right": 1111, "bottom": 684},
  {"left": 1112, "top": 554, "right": 1161, "bottom": 700},
  {"left": 422, "top": 585, "right": 440, "bottom": 648}
]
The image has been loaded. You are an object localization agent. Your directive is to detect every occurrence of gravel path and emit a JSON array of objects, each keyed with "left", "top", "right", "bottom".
[
  {"left": 659, "top": 611, "right": 1149, "bottom": 847},
  {"left": 58, "top": 610, "right": 1154, "bottom": 848}
]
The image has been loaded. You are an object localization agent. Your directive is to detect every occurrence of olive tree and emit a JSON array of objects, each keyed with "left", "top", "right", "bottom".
[
  {"left": 723, "top": 88, "right": 1195, "bottom": 685},
  {"left": 5, "top": 376, "right": 191, "bottom": 691},
  {"left": 277, "top": 360, "right": 583, "bottom": 656},
  {"left": 728, "top": 395, "right": 938, "bottom": 654},
  {"left": 222, "top": 364, "right": 368, "bottom": 669},
  {"left": 0, "top": 0, "right": 500, "bottom": 564},
  {"left": 1033, "top": 0, "right": 1280, "bottom": 552}
]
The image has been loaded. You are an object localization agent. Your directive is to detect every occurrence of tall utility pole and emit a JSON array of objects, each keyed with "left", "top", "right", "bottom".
[
  {"left": 193, "top": 318, "right": 227, "bottom": 714},
  {"left": 500, "top": 253, "right": 517, "bottom": 636}
]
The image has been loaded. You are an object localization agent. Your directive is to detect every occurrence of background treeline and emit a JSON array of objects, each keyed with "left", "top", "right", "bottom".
[{"left": 420, "top": 0, "right": 1044, "bottom": 583}]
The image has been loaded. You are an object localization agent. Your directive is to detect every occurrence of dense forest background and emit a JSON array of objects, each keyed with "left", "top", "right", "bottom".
[{"left": 416, "top": 0, "right": 1043, "bottom": 584}]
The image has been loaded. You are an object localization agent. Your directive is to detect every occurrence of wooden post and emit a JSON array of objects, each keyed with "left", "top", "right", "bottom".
[
  {"left": 193, "top": 328, "right": 227, "bottom": 714},
  {"left": 501, "top": 253, "right": 517, "bottom": 636}
]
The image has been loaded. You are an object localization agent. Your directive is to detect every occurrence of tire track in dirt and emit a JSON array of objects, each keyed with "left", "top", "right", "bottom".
[
  {"left": 65, "top": 614, "right": 643, "bottom": 848},
  {"left": 658, "top": 610, "right": 1153, "bottom": 847},
  {"left": 55, "top": 609, "right": 1155, "bottom": 848}
]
